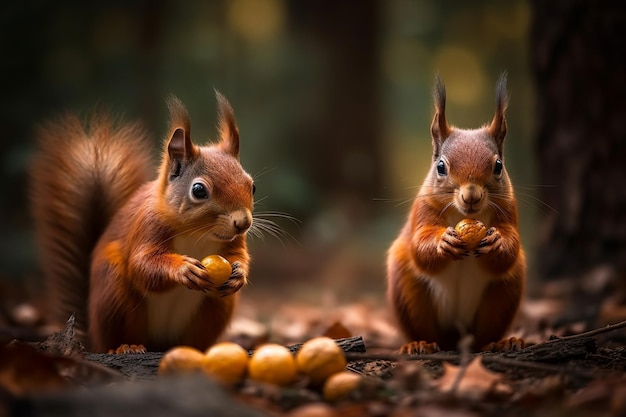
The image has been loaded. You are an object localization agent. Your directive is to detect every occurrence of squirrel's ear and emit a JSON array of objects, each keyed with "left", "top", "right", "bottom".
[
  {"left": 166, "top": 96, "right": 199, "bottom": 162},
  {"left": 430, "top": 74, "right": 451, "bottom": 157},
  {"left": 488, "top": 72, "right": 509, "bottom": 154},
  {"left": 215, "top": 90, "right": 240, "bottom": 159}
]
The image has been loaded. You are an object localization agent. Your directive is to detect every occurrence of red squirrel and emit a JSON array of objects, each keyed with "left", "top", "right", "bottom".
[
  {"left": 386, "top": 74, "right": 526, "bottom": 353},
  {"left": 31, "top": 93, "right": 254, "bottom": 352}
]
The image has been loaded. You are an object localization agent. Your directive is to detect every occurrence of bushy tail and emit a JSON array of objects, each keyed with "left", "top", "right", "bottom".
[{"left": 30, "top": 113, "right": 153, "bottom": 338}]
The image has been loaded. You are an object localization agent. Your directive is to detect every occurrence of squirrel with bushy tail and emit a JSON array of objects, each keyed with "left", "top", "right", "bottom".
[{"left": 31, "top": 93, "right": 255, "bottom": 352}]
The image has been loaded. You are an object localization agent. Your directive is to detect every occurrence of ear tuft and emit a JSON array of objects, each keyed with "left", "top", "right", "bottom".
[
  {"left": 215, "top": 90, "right": 240, "bottom": 158},
  {"left": 488, "top": 72, "right": 509, "bottom": 154},
  {"left": 430, "top": 74, "right": 451, "bottom": 158},
  {"left": 165, "top": 95, "right": 198, "bottom": 162}
]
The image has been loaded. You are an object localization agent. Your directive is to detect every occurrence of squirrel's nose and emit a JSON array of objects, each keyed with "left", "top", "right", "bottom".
[
  {"left": 233, "top": 212, "right": 252, "bottom": 233},
  {"left": 461, "top": 184, "right": 483, "bottom": 205}
]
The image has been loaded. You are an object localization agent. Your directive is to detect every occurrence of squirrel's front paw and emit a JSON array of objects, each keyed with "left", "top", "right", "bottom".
[
  {"left": 474, "top": 227, "right": 502, "bottom": 256},
  {"left": 179, "top": 256, "right": 214, "bottom": 292},
  {"left": 438, "top": 227, "right": 469, "bottom": 260},
  {"left": 215, "top": 261, "right": 247, "bottom": 297}
]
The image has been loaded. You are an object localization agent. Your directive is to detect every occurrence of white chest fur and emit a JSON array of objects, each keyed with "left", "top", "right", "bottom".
[
  {"left": 426, "top": 210, "right": 494, "bottom": 331},
  {"left": 426, "top": 257, "right": 492, "bottom": 330},
  {"left": 145, "top": 234, "right": 223, "bottom": 343}
]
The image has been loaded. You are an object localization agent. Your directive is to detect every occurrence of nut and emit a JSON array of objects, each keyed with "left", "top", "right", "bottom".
[
  {"left": 201, "top": 255, "right": 232, "bottom": 286},
  {"left": 248, "top": 343, "right": 297, "bottom": 386},
  {"left": 158, "top": 346, "right": 206, "bottom": 375},
  {"left": 204, "top": 342, "right": 249, "bottom": 386},
  {"left": 296, "top": 337, "right": 347, "bottom": 385},
  {"left": 322, "top": 371, "right": 362, "bottom": 402},
  {"left": 454, "top": 218, "right": 487, "bottom": 249}
]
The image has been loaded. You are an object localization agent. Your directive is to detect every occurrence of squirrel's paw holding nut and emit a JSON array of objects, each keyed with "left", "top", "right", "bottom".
[
  {"left": 215, "top": 261, "right": 247, "bottom": 297},
  {"left": 439, "top": 227, "right": 469, "bottom": 260},
  {"left": 474, "top": 227, "right": 502, "bottom": 256},
  {"left": 179, "top": 256, "right": 214, "bottom": 292},
  {"left": 400, "top": 340, "right": 441, "bottom": 355}
]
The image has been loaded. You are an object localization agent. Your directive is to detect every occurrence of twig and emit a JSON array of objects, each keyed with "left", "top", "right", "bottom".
[
  {"left": 524, "top": 319, "right": 626, "bottom": 350},
  {"left": 345, "top": 351, "right": 600, "bottom": 379},
  {"left": 348, "top": 319, "right": 626, "bottom": 363},
  {"left": 484, "top": 355, "right": 598, "bottom": 379},
  {"left": 344, "top": 320, "right": 626, "bottom": 380}
]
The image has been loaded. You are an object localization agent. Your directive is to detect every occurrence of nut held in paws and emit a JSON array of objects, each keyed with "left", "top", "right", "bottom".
[
  {"left": 201, "top": 255, "right": 231, "bottom": 286},
  {"left": 454, "top": 218, "right": 487, "bottom": 249}
]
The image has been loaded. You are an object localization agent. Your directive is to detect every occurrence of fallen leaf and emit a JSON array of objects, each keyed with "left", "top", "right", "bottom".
[
  {"left": 322, "top": 321, "right": 352, "bottom": 339},
  {"left": 435, "top": 357, "right": 511, "bottom": 401},
  {"left": 0, "top": 342, "right": 71, "bottom": 395}
]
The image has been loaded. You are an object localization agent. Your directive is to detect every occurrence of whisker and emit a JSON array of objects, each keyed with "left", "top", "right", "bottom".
[
  {"left": 374, "top": 189, "right": 454, "bottom": 209},
  {"left": 510, "top": 184, "right": 559, "bottom": 213},
  {"left": 164, "top": 220, "right": 223, "bottom": 248},
  {"left": 438, "top": 201, "right": 455, "bottom": 219},
  {"left": 253, "top": 166, "right": 278, "bottom": 179},
  {"left": 487, "top": 200, "right": 510, "bottom": 222},
  {"left": 253, "top": 211, "right": 301, "bottom": 226},
  {"left": 250, "top": 215, "right": 301, "bottom": 247},
  {"left": 249, "top": 223, "right": 288, "bottom": 246},
  {"left": 247, "top": 221, "right": 266, "bottom": 240},
  {"left": 372, "top": 197, "right": 416, "bottom": 208},
  {"left": 514, "top": 184, "right": 557, "bottom": 190},
  {"left": 254, "top": 195, "right": 270, "bottom": 205},
  {"left": 515, "top": 191, "right": 559, "bottom": 214}
]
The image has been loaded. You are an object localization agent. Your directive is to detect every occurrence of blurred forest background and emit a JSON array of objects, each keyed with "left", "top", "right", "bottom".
[{"left": 0, "top": 0, "right": 622, "bottom": 335}]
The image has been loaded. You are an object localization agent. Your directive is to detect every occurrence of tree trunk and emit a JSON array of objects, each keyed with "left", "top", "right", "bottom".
[
  {"left": 289, "top": 0, "right": 383, "bottom": 222},
  {"left": 530, "top": 0, "right": 626, "bottom": 284}
]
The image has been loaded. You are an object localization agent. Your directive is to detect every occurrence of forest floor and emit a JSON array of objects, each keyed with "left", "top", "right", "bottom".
[{"left": 1, "top": 271, "right": 626, "bottom": 417}]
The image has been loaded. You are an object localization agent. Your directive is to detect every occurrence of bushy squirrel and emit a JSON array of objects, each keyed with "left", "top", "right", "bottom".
[
  {"left": 386, "top": 74, "right": 526, "bottom": 353},
  {"left": 31, "top": 93, "right": 254, "bottom": 352}
]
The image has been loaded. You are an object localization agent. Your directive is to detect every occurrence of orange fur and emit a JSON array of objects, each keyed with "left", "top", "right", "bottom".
[
  {"left": 32, "top": 93, "right": 254, "bottom": 352},
  {"left": 387, "top": 74, "right": 526, "bottom": 352}
]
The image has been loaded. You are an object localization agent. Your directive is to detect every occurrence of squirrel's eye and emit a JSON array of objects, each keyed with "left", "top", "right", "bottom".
[
  {"left": 252, "top": 183, "right": 256, "bottom": 195},
  {"left": 494, "top": 159, "right": 503, "bottom": 175},
  {"left": 191, "top": 182, "right": 209, "bottom": 199},
  {"left": 436, "top": 160, "right": 447, "bottom": 176}
]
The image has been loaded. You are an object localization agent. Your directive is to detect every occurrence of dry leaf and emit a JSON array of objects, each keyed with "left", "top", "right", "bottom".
[
  {"left": 598, "top": 298, "right": 626, "bottom": 325},
  {"left": 0, "top": 342, "right": 71, "bottom": 395},
  {"left": 322, "top": 321, "right": 352, "bottom": 339},
  {"left": 435, "top": 357, "right": 511, "bottom": 400}
]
